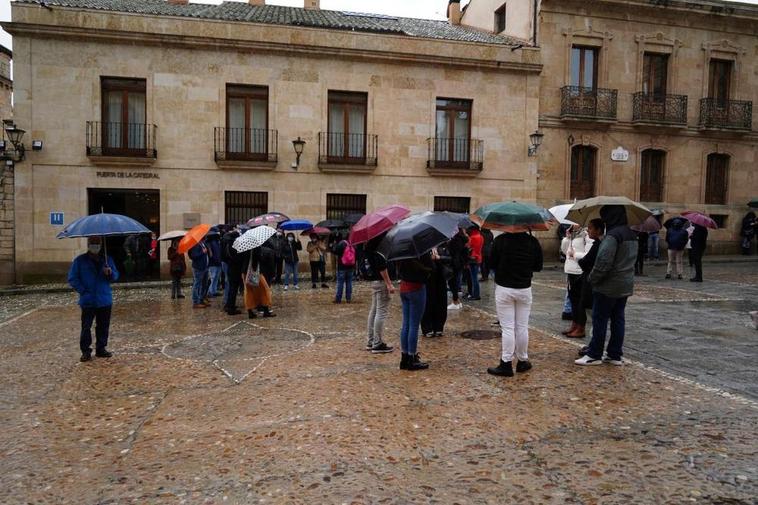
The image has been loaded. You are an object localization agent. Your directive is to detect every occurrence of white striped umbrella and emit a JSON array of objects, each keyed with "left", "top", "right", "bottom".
[{"left": 232, "top": 225, "right": 277, "bottom": 253}]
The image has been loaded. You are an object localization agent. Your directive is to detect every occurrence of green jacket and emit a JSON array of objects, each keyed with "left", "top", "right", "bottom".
[{"left": 588, "top": 206, "right": 638, "bottom": 298}]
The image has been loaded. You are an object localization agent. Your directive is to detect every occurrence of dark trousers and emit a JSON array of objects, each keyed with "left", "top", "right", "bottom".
[
  {"left": 690, "top": 248, "right": 704, "bottom": 280},
  {"left": 447, "top": 269, "right": 461, "bottom": 303},
  {"left": 275, "top": 258, "right": 284, "bottom": 284},
  {"left": 171, "top": 274, "right": 183, "bottom": 298},
  {"left": 225, "top": 268, "right": 241, "bottom": 311},
  {"left": 310, "top": 261, "right": 326, "bottom": 285},
  {"left": 421, "top": 273, "right": 448, "bottom": 334},
  {"left": 587, "top": 293, "right": 627, "bottom": 360},
  {"left": 80, "top": 306, "right": 112, "bottom": 355},
  {"left": 567, "top": 274, "right": 584, "bottom": 325},
  {"left": 634, "top": 253, "right": 645, "bottom": 275}
]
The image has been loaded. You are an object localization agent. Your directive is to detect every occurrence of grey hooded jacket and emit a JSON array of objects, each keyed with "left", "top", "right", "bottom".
[{"left": 588, "top": 205, "right": 638, "bottom": 298}]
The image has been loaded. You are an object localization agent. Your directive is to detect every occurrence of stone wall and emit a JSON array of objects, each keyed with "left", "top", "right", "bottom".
[{"left": 0, "top": 164, "right": 13, "bottom": 284}]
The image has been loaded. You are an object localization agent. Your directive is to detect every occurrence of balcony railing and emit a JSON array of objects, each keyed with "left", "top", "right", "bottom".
[
  {"left": 560, "top": 86, "right": 618, "bottom": 121},
  {"left": 318, "top": 132, "right": 378, "bottom": 166},
  {"left": 632, "top": 92, "right": 688, "bottom": 126},
  {"left": 214, "top": 128, "right": 278, "bottom": 163},
  {"left": 426, "top": 138, "right": 483, "bottom": 172},
  {"left": 699, "top": 98, "right": 753, "bottom": 131},
  {"left": 86, "top": 121, "right": 157, "bottom": 158}
]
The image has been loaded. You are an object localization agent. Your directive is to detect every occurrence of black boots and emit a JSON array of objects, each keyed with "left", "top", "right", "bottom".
[
  {"left": 515, "top": 360, "right": 532, "bottom": 373},
  {"left": 400, "top": 353, "right": 429, "bottom": 371},
  {"left": 487, "top": 360, "right": 514, "bottom": 377},
  {"left": 248, "top": 310, "right": 257, "bottom": 319}
]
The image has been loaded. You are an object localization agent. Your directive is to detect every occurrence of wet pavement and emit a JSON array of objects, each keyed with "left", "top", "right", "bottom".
[{"left": 0, "top": 262, "right": 757, "bottom": 504}]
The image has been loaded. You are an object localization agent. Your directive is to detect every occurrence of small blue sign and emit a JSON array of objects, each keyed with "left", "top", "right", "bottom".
[{"left": 50, "top": 212, "right": 65, "bottom": 226}]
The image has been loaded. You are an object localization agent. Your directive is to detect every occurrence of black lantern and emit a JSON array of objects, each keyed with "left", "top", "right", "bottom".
[
  {"left": 528, "top": 130, "right": 544, "bottom": 156},
  {"left": 292, "top": 137, "right": 306, "bottom": 168},
  {"left": 1, "top": 120, "right": 27, "bottom": 163}
]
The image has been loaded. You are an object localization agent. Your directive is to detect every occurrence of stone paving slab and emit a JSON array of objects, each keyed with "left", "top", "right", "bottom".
[{"left": 0, "top": 270, "right": 757, "bottom": 504}]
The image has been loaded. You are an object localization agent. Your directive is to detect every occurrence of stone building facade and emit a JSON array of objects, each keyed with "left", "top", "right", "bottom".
[
  {"left": 4, "top": 0, "right": 541, "bottom": 282},
  {"left": 461, "top": 0, "right": 758, "bottom": 254},
  {"left": 0, "top": 44, "right": 13, "bottom": 285}
]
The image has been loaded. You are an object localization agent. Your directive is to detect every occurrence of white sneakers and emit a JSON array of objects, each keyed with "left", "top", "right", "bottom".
[
  {"left": 575, "top": 354, "right": 625, "bottom": 366},
  {"left": 447, "top": 302, "right": 463, "bottom": 311}
]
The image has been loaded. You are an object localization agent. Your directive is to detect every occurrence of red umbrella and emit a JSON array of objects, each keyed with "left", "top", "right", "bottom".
[
  {"left": 301, "top": 226, "right": 330, "bottom": 236},
  {"left": 681, "top": 211, "right": 718, "bottom": 229},
  {"left": 349, "top": 205, "right": 411, "bottom": 245}
]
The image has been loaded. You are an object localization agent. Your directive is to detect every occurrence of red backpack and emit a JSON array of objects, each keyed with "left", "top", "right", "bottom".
[{"left": 340, "top": 241, "right": 356, "bottom": 267}]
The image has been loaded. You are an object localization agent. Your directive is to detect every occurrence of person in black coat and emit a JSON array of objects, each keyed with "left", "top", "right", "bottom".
[
  {"left": 421, "top": 246, "right": 452, "bottom": 337},
  {"left": 689, "top": 224, "right": 708, "bottom": 282},
  {"left": 221, "top": 228, "right": 244, "bottom": 315},
  {"left": 446, "top": 228, "right": 469, "bottom": 310}
]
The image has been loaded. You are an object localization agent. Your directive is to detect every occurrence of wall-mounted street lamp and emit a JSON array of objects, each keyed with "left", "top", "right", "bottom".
[
  {"left": 291, "top": 137, "right": 306, "bottom": 169},
  {"left": 0, "top": 120, "right": 29, "bottom": 166},
  {"left": 528, "top": 130, "right": 544, "bottom": 157}
]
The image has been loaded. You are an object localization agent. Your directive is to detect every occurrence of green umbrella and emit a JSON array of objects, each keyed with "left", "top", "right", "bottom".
[
  {"left": 471, "top": 201, "right": 556, "bottom": 233},
  {"left": 748, "top": 198, "right": 758, "bottom": 208},
  {"left": 566, "top": 196, "right": 651, "bottom": 226}
]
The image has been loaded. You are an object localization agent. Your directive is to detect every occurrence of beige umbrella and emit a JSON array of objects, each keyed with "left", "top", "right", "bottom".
[
  {"left": 157, "top": 229, "right": 187, "bottom": 241},
  {"left": 566, "top": 196, "right": 652, "bottom": 226}
]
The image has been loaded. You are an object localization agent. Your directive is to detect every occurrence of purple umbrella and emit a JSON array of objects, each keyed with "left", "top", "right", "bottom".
[
  {"left": 631, "top": 215, "right": 662, "bottom": 233},
  {"left": 681, "top": 211, "right": 718, "bottom": 229}
]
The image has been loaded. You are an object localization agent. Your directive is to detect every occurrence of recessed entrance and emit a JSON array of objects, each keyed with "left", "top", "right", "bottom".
[{"left": 88, "top": 188, "right": 160, "bottom": 281}]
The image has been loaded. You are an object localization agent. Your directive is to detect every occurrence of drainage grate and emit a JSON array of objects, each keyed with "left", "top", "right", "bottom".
[{"left": 460, "top": 330, "right": 500, "bottom": 340}]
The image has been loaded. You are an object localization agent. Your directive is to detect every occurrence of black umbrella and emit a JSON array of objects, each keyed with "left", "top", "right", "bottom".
[
  {"left": 317, "top": 219, "right": 347, "bottom": 230},
  {"left": 442, "top": 211, "right": 474, "bottom": 229},
  {"left": 342, "top": 213, "right": 365, "bottom": 226},
  {"left": 377, "top": 212, "right": 459, "bottom": 261}
]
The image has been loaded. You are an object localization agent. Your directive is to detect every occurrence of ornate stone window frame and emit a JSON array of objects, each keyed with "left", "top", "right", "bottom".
[
  {"left": 564, "top": 134, "right": 603, "bottom": 199},
  {"left": 634, "top": 32, "right": 682, "bottom": 94},
  {"left": 701, "top": 39, "right": 746, "bottom": 99},
  {"left": 635, "top": 143, "right": 669, "bottom": 204},
  {"left": 700, "top": 145, "right": 733, "bottom": 206},
  {"left": 562, "top": 27, "right": 614, "bottom": 87}
]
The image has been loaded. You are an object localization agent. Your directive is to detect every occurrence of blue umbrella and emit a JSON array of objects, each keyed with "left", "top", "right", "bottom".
[
  {"left": 279, "top": 219, "right": 314, "bottom": 231},
  {"left": 56, "top": 213, "right": 151, "bottom": 239}
]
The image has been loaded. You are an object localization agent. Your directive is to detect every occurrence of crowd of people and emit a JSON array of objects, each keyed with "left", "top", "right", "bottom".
[{"left": 66, "top": 205, "right": 740, "bottom": 371}]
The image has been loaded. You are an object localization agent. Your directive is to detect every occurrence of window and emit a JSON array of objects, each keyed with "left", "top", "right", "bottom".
[
  {"left": 434, "top": 196, "right": 471, "bottom": 214},
  {"left": 642, "top": 53, "right": 668, "bottom": 96},
  {"left": 494, "top": 4, "right": 506, "bottom": 33},
  {"left": 708, "top": 59, "right": 732, "bottom": 103},
  {"left": 435, "top": 98, "right": 472, "bottom": 166},
  {"left": 101, "top": 77, "right": 146, "bottom": 152},
  {"left": 570, "top": 145, "right": 596, "bottom": 200},
  {"left": 640, "top": 150, "right": 665, "bottom": 202},
  {"left": 570, "top": 46, "right": 599, "bottom": 89},
  {"left": 705, "top": 154, "right": 729, "bottom": 205},
  {"left": 326, "top": 193, "right": 367, "bottom": 220},
  {"left": 327, "top": 91, "right": 367, "bottom": 161},
  {"left": 226, "top": 85, "right": 269, "bottom": 158},
  {"left": 225, "top": 191, "right": 268, "bottom": 226}
]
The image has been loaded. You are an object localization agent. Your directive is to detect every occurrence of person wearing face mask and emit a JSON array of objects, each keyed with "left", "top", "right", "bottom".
[
  {"left": 282, "top": 232, "right": 302, "bottom": 291},
  {"left": 270, "top": 229, "right": 286, "bottom": 286},
  {"left": 67, "top": 236, "right": 120, "bottom": 362}
]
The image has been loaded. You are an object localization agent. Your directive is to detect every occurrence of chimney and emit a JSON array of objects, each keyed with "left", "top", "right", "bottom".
[
  {"left": 304, "top": 0, "right": 319, "bottom": 9},
  {"left": 167, "top": 0, "right": 189, "bottom": 5},
  {"left": 249, "top": 0, "right": 264, "bottom": 5},
  {"left": 447, "top": 0, "right": 462, "bottom": 25}
]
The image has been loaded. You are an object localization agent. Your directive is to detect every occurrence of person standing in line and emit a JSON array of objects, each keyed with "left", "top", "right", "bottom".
[
  {"left": 221, "top": 227, "right": 243, "bottom": 315},
  {"left": 560, "top": 224, "right": 593, "bottom": 339},
  {"left": 663, "top": 217, "right": 688, "bottom": 280},
  {"left": 188, "top": 239, "right": 210, "bottom": 309},
  {"left": 67, "top": 237, "right": 119, "bottom": 362},
  {"left": 446, "top": 227, "right": 469, "bottom": 310},
  {"left": 242, "top": 247, "right": 276, "bottom": 319},
  {"left": 333, "top": 236, "right": 355, "bottom": 303},
  {"left": 362, "top": 233, "right": 395, "bottom": 354},
  {"left": 270, "top": 229, "right": 285, "bottom": 286},
  {"left": 486, "top": 230, "right": 543, "bottom": 377},
  {"left": 466, "top": 226, "right": 483, "bottom": 301},
  {"left": 167, "top": 238, "right": 186, "bottom": 300},
  {"left": 634, "top": 231, "right": 649, "bottom": 276},
  {"left": 480, "top": 228, "right": 494, "bottom": 281},
  {"left": 689, "top": 223, "right": 708, "bottom": 283},
  {"left": 575, "top": 206, "right": 637, "bottom": 366},
  {"left": 740, "top": 211, "right": 756, "bottom": 255},
  {"left": 575, "top": 219, "right": 605, "bottom": 354},
  {"left": 147, "top": 232, "right": 159, "bottom": 278},
  {"left": 421, "top": 246, "right": 451, "bottom": 338},
  {"left": 647, "top": 214, "right": 663, "bottom": 260},
  {"left": 206, "top": 229, "right": 223, "bottom": 297},
  {"left": 398, "top": 253, "right": 433, "bottom": 371},
  {"left": 307, "top": 233, "right": 329, "bottom": 288},
  {"left": 282, "top": 232, "right": 302, "bottom": 291}
]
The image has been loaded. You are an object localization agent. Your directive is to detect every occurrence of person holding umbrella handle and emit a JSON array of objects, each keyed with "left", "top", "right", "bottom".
[{"left": 67, "top": 236, "right": 119, "bottom": 362}]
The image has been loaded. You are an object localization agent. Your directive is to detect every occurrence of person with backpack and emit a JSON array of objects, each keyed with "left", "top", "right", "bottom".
[
  {"left": 664, "top": 217, "right": 688, "bottom": 280},
  {"left": 362, "top": 233, "right": 395, "bottom": 354},
  {"left": 333, "top": 236, "right": 355, "bottom": 303},
  {"left": 282, "top": 232, "right": 302, "bottom": 291},
  {"left": 167, "top": 238, "right": 186, "bottom": 299}
]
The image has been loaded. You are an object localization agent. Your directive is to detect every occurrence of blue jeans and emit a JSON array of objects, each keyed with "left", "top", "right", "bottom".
[
  {"left": 192, "top": 267, "right": 208, "bottom": 304},
  {"left": 284, "top": 261, "right": 299, "bottom": 286},
  {"left": 563, "top": 291, "right": 572, "bottom": 313},
  {"left": 208, "top": 265, "right": 222, "bottom": 296},
  {"left": 335, "top": 269, "right": 352, "bottom": 302},
  {"left": 400, "top": 288, "right": 427, "bottom": 355},
  {"left": 587, "top": 292, "right": 628, "bottom": 360},
  {"left": 469, "top": 263, "right": 481, "bottom": 298},
  {"left": 648, "top": 233, "right": 660, "bottom": 259}
]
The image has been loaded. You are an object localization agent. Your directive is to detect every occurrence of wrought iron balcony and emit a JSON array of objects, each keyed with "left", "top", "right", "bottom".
[
  {"left": 632, "top": 92, "right": 688, "bottom": 126},
  {"left": 318, "top": 132, "right": 378, "bottom": 166},
  {"left": 699, "top": 98, "right": 753, "bottom": 131},
  {"left": 86, "top": 121, "right": 157, "bottom": 158},
  {"left": 426, "top": 138, "right": 483, "bottom": 173},
  {"left": 560, "top": 86, "right": 618, "bottom": 121},
  {"left": 214, "top": 128, "right": 278, "bottom": 163}
]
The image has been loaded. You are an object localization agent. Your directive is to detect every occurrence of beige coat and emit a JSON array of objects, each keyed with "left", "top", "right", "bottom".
[{"left": 306, "top": 239, "right": 327, "bottom": 262}]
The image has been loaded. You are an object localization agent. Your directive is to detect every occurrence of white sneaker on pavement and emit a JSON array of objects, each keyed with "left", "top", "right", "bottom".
[
  {"left": 574, "top": 355, "right": 603, "bottom": 366},
  {"left": 447, "top": 303, "right": 462, "bottom": 311}
]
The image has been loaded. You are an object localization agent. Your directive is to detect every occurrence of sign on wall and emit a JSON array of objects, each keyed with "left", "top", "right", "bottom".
[
  {"left": 50, "top": 212, "right": 64, "bottom": 226},
  {"left": 611, "top": 147, "right": 629, "bottom": 162}
]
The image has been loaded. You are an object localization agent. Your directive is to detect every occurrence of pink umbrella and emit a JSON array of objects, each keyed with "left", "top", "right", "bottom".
[
  {"left": 301, "top": 226, "right": 330, "bottom": 236},
  {"left": 349, "top": 205, "right": 411, "bottom": 245},
  {"left": 247, "top": 212, "right": 290, "bottom": 227},
  {"left": 631, "top": 215, "right": 662, "bottom": 234},
  {"left": 681, "top": 211, "right": 718, "bottom": 229}
]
